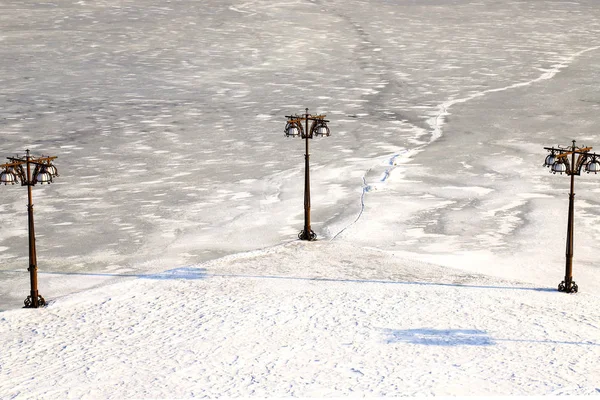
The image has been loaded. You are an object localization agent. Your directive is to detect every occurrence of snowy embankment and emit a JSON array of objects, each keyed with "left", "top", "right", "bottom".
[{"left": 1, "top": 241, "right": 599, "bottom": 398}]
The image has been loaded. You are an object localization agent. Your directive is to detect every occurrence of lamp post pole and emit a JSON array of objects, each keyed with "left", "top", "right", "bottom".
[
  {"left": 564, "top": 142, "right": 576, "bottom": 291},
  {"left": 1, "top": 149, "right": 58, "bottom": 308},
  {"left": 284, "top": 108, "right": 330, "bottom": 241},
  {"left": 303, "top": 109, "right": 312, "bottom": 240},
  {"left": 544, "top": 140, "right": 600, "bottom": 293},
  {"left": 25, "top": 150, "right": 41, "bottom": 308}
]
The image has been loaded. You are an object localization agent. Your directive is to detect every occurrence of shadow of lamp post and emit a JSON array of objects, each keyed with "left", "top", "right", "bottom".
[
  {"left": 543, "top": 140, "right": 600, "bottom": 293},
  {"left": 284, "top": 108, "right": 330, "bottom": 241},
  {"left": 0, "top": 149, "right": 59, "bottom": 308}
]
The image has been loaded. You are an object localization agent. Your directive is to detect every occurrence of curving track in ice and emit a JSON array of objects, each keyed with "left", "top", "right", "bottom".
[{"left": 331, "top": 43, "right": 600, "bottom": 240}]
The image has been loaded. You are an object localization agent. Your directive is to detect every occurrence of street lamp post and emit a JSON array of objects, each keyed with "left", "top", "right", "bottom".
[
  {"left": 1, "top": 149, "right": 59, "bottom": 308},
  {"left": 284, "top": 108, "right": 330, "bottom": 241},
  {"left": 543, "top": 140, "right": 600, "bottom": 293}
]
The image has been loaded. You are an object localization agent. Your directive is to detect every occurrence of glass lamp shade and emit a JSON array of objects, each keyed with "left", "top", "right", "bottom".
[
  {"left": 552, "top": 161, "right": 567, "bottom": 174},
  {"left": 34, "top": 167, "right": 53, "bottom": 184},
  {"left": 544, "top": 154, "right": 556, "bottom": 167},
  {"left": 314, "top": 124, "right": 330, "bottom": 137},
  {"left": 46, "top": 164, "right": 58, "bottom": 177},
  {"left": 586, "top": 160, "right": 600, "bottom": 174},
  {"left": 286, "top": 126, "right": 299, "bottom": 136},
  {"left": 0, "top": 170, "right": 17, "bottom": 185},
  {"left": 285, "top": 122, "right": 302, "bottom": 137}
]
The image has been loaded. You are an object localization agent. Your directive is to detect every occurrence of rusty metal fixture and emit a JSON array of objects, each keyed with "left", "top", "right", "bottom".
[
  {"left": 284, "top": 108, "right": 330, "bottom": 241},
  {"left": 1, "top": 149, "right": 58, "bottom": 308},
  {"left": 543, "top": 140, "right": 600, "bottom": 293}
]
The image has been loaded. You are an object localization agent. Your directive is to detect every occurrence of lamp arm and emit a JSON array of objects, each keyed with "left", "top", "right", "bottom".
[
  {"left": 309, "top": 119, "right": 317, "bottom": 136},
  {"left": 15, "top": 164, "right": 26, "bottom": 183},
  {"left": 297, "top": 121, "right": 304, "bottom": 137},
  {"left": 575, "top": 153, "right": 589, "bottom": 175}
]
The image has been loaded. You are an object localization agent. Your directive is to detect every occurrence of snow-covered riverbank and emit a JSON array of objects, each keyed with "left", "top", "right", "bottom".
[{"left": 2, "top": 242, "right": 599, "bottom": 397}]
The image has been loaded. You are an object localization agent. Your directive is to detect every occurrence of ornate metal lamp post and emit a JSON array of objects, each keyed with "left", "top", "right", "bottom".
[
  {"left": 284, "top": 108, "right": 330, "bottom": 241},
  {"left": 1, "top": 150, "right": 59, "bottom": 308},
  {"left": 543, "top": 140, "right": 600, "bottom": 293}
]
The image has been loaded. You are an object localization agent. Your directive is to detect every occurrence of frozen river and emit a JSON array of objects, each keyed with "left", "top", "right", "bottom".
[{"left": 1, "top": 0, "right": 600, "bottom": 310}]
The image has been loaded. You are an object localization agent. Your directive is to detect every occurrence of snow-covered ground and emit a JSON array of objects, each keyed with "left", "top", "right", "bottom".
[
  {"left": 1, "top": 0, "right": 600, "bottom": 396},
  {"left": 2, "top": 242, "right": 600, "bottom": 397}
]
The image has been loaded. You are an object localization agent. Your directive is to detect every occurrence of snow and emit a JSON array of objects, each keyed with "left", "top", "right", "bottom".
[
  {"left": 1, "top": 0, "right": 600, "bottom": 396},
  {"left": 2, "top": 242, "right": 599, "bottom": 397}
]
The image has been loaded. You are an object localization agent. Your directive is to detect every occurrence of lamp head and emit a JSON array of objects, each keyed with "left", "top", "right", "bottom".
[
  {"left": 544, "top": 153, "right": 556, "bottom": 167},
  {"left": 551, "top": 159, "right": 567, "bottom": 174},
  {"left": 313, "top": 120, "right": 330, "bottom": 137},
  {"left": 33, "top": 165, "right": 53, "bottom": 184},
  {"left": 46, "top": 163, "right": 59, "bottom": 177},
  {"left": 284, "top": 121, "right": 302, "bottom": 138},
  {"left": 586, "top": 158, "right": 600, "bottom": 174},
  {"left": 0, "top": 169, "right": 17, "bottom": 185}
]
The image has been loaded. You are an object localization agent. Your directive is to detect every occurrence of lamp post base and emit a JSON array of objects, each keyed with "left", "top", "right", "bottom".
[
  {"left": 24, "top": 294, "right": 46, "bottom": 308},
  {"left": 558, "top": 280, "right": 578, "bottom": 293},
  {"left": 298, "top": 229, "right": 317, "bottom": 241}
]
